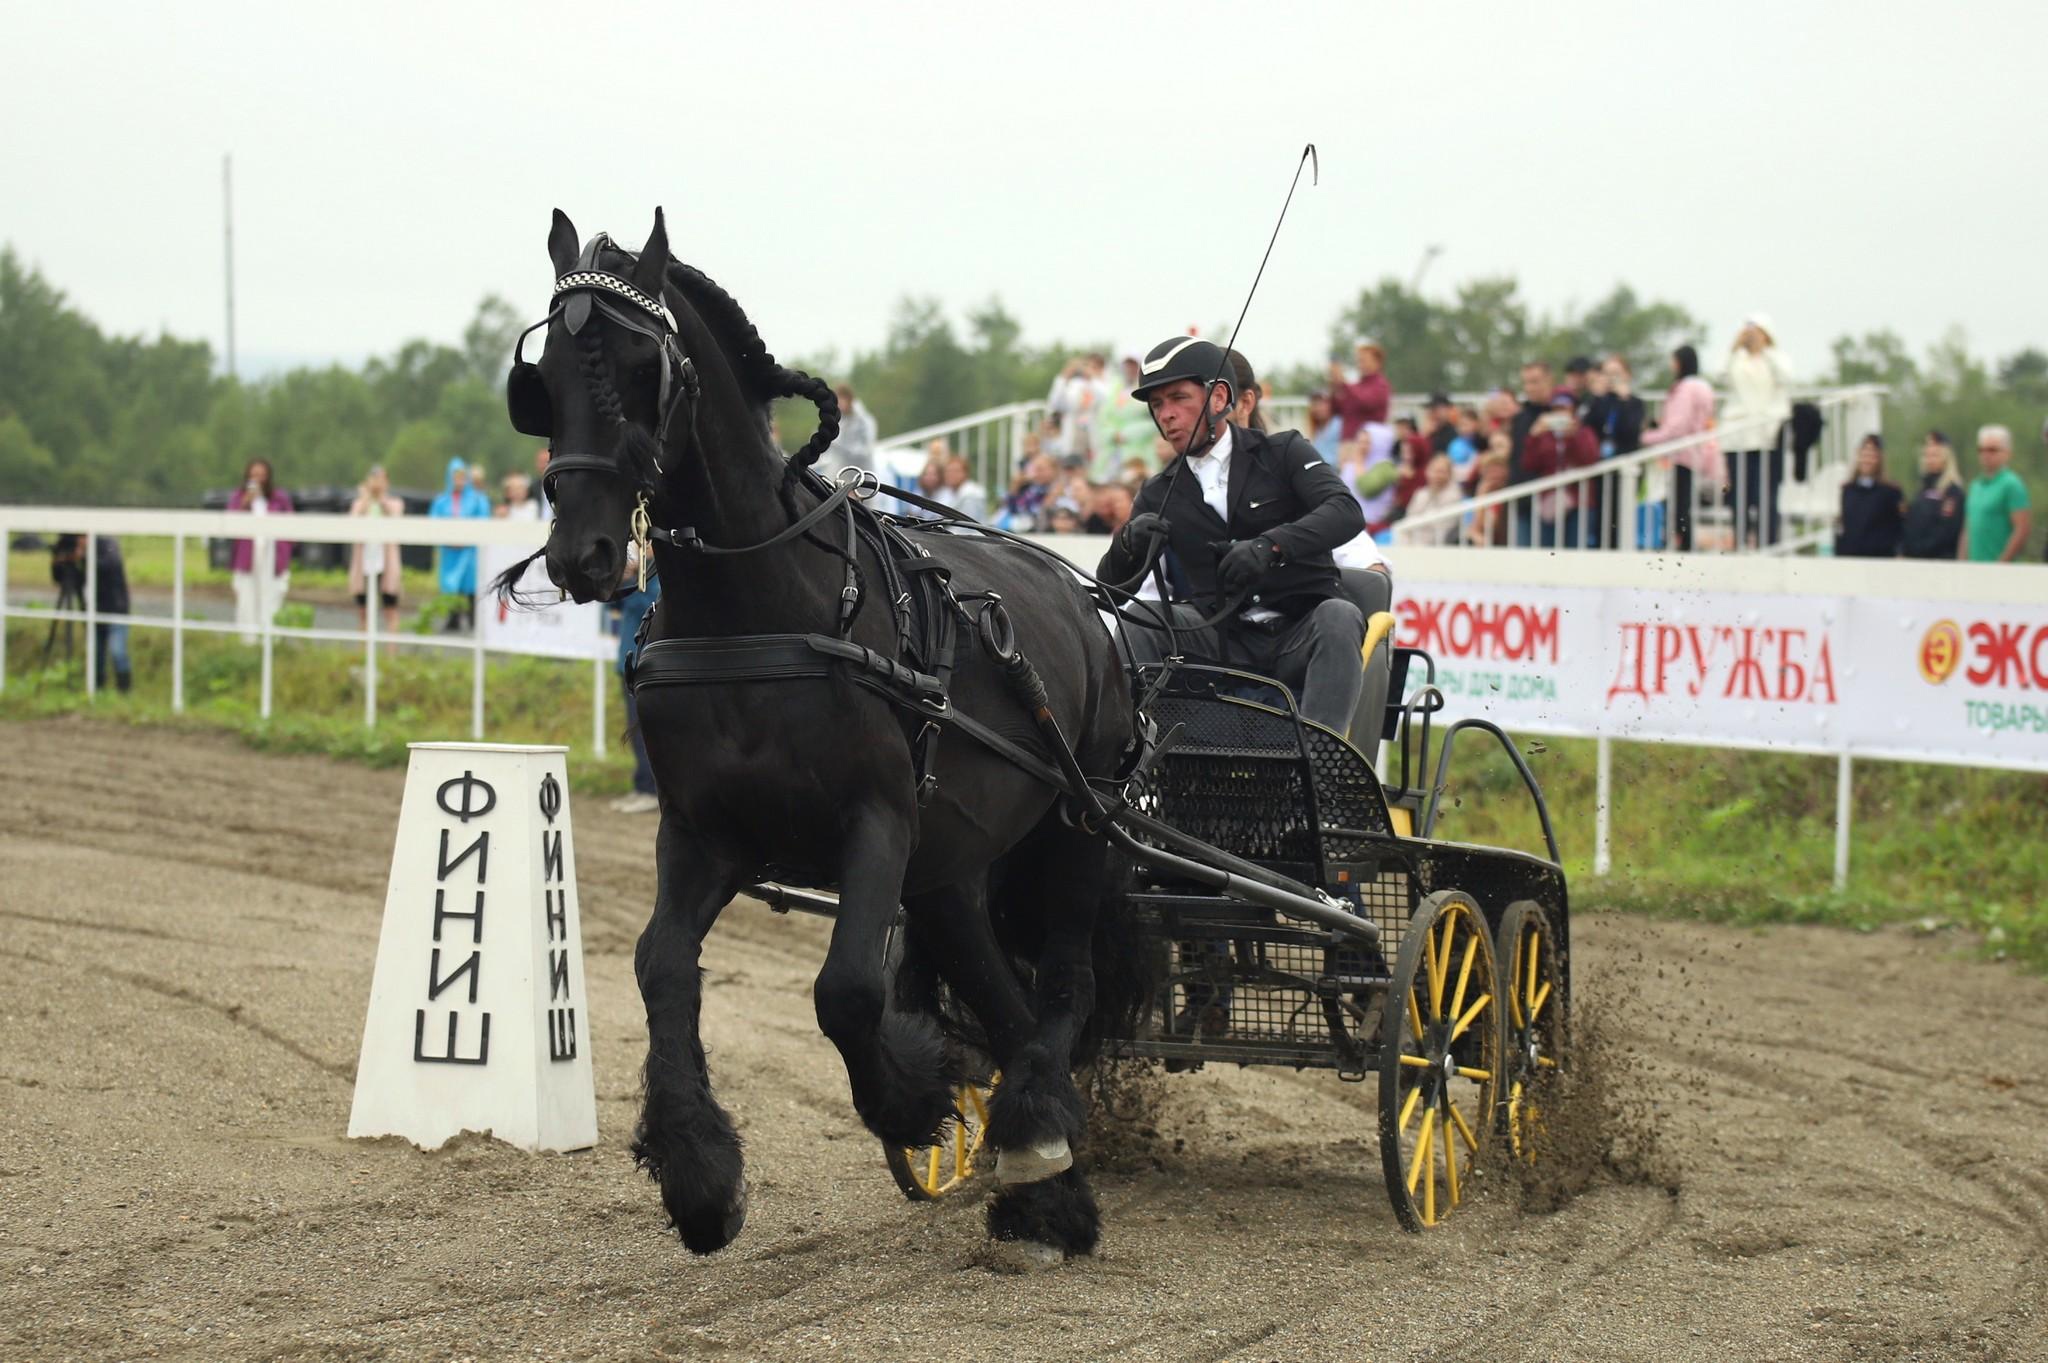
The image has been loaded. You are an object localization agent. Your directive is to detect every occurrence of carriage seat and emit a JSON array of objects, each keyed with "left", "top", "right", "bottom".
[{"left": 1338, "top": 568, "right": 1397, "bottom": 757}]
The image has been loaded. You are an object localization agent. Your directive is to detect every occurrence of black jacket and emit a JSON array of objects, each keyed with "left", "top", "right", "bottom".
[
  {"left": 1901, "top": 475, "right": 1964, "bottom": 560},
  {"left": 1585, "top": 393, "right": 1646, "bottom": 455},
  {"left": 1099, "top": 424, "right": 1364, "bottom": 617},
  {"left": 1509, "top": 399, "right": 1548, "bottom": 481},
  {"left": 1835, "top": 479, "right": 1903, "bottom": 558}
]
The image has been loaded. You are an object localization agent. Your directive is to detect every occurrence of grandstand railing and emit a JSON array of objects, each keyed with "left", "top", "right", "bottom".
[
  {"left": 1386, "top": 384, "right": 1885, "bottom": 555},
  {"left": 881, "top": 385, "right": 1885, "bottom": 532},
  {"left": 874, "top": 401, "right": 1042, "bottom": 503}
]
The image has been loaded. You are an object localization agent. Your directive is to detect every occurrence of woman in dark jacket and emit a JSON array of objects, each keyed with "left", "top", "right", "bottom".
[
  {"left": 1901, "top": 432, "right": 1966, "bottom": 560},
  {"left": 1589, "top": 354, "right": 1647, "bottom": 547},
  {"left": 1835, "top": 435, "right": 1904, "bottom": 557}
]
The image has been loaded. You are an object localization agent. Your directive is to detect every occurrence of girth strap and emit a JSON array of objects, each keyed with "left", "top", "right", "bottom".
[
  {"left": 634, "top": 632, "right": 949, "bottom": 715},
  {"left": 631, "top": 631, "right": 1074, "bottom": 795}
]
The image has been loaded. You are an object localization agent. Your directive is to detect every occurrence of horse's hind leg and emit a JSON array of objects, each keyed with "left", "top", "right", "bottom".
[
  {"left": 632, "top": 816, "right": 747, "bottom": 1254},
  {"left": 814, "top": 805, "right": 961, "bottom": 1147},
  {"left": 983, "top": 821, "right": 1110, "bottom": 1258}
]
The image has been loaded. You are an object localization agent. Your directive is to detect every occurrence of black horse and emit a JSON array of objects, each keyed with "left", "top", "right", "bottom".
[{"left": 511, "top": 209, "right": 1138, "bottom": 1259}]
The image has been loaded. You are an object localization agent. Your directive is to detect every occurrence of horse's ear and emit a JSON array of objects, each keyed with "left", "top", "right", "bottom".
[
  {"left": 632, "top": 207, "right": 668, "bottom": 297},
  {"left": 548, "top": 209, "right": 579, "bottom": 278}
]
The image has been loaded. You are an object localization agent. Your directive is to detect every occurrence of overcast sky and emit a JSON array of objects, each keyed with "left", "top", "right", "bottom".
[{"left": 5, "top": 1, "right": 2043, "bottom": 386}]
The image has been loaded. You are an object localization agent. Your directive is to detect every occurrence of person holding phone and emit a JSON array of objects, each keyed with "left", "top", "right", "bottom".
[
  {"left": 1327, "top": 341, "right": 1390, "bottom": 442},
  {"left": 1518, "top": 394, "right": 1603, "bottom": 547},
  {"left": 349, "top": 465, "right": 406, "bottom": 644},
  {"left": 227, "top": 458, "right": 294, "bottom": 643}
]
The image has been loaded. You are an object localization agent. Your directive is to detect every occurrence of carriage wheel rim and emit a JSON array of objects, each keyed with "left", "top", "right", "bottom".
[
  {"left": 1380, "top": 892, "right": 1498, "bottom": 1231},
  {"left": 1499, "top": 905, "right": 1564, "bottom": 1165},
  {"left": 890, "top": 1077, "right": 995, "bottom": 1199}
]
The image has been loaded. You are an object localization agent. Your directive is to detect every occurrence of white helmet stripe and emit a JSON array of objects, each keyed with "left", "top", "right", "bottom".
[{"left": 1139, "top": 337, "right": 1204, "bottom": 376}]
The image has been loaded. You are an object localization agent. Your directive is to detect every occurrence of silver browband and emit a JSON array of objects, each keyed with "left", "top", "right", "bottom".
[{"left": 552, "top": 270, "right": 675, "bottom": 331}]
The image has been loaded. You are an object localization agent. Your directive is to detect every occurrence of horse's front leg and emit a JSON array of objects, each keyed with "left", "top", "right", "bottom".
[
  {"left": 631, "top": 815, "right": 747, "bottom": 1254},
  {"left": 814, "top": 803, "right": 961, "bottom": 1148}
]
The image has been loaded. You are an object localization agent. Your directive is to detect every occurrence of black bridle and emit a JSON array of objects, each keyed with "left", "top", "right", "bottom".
[
  {"left": 507, "top": 234, "right": 700, "bottom": 509},
  {"left": 507, "top": 235, "right": 868, "bottom": 581}
]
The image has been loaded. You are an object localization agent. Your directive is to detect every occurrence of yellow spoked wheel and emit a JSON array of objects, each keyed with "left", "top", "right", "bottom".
[
  {"left": 1496, "top": 901, "right": 1565, "bottom": 1163},
  {"left": 883, "top": 1078, "right": 995, "bottom": 1201},
  {"left": 1378, "top": 891, "right": 1501, "bottom": 1231}
]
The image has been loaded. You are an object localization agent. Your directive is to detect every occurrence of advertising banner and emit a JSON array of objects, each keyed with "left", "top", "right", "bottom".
[
  {"left": 1389, "top": 582, "right": 1605, "bottom": 735},
  {"left": 1399, "top": 576, "right": 2047, "bottom": 772},
  {"left": 1846, "top": 599, "right": 2048, "bottom": 770},
  {"left": 475, "top": 543, "right": 610, "bottom": 661}
]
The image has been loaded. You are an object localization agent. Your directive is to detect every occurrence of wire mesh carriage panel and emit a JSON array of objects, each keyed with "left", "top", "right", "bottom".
[{"left": 1110, "top": 669, "right": 1418, "bottom": 1073}]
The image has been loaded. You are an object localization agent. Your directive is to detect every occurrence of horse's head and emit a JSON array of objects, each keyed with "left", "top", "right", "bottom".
[{"left": 509, "top": 208, "right": 694, "bottom": 603}]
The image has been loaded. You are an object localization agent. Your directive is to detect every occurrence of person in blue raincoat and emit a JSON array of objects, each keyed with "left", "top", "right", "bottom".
[
  {"left": 610, "top": 566, "right": 661, "bottom": 813},
  {"left": 430, "top": 457, "right": 493, "bottom": 631}
]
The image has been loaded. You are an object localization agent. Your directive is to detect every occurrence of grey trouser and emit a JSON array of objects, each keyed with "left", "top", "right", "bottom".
[{"left": 1122, "top": 597, "right": 1366, "bottom": 733}]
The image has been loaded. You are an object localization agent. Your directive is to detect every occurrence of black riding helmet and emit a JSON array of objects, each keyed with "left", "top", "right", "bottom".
[{"left": 1130, "top": 336, "right": 1236, "bottom": 408}]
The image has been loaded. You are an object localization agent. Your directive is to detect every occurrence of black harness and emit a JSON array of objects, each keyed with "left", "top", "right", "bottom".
[{"left": 509, "top": 238, "right": 1102, "bottom": 809}]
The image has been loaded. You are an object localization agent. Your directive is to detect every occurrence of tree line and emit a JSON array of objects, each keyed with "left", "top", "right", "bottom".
[{"left": 3, "top": 244, "right": 2041, "bottom": 506}]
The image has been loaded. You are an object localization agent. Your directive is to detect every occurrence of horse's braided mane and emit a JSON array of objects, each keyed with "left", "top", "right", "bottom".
[{"left": 661, "top": 258, "right": 840, "bottom": 473}]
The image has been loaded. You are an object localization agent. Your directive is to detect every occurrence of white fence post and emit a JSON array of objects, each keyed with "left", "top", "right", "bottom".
[
  {"left": 1834, "top": 751, "right": 1853, "bottom": 893},
  {"left": 470, "top": 598, "right": 486, "bottom": 741},
  {"left": 85, "top": 533, "right": 98, "bottom": 702},
  {"left": 171, "top": 533, "right": 185, "bottom": 713},
  {"left": 1594, "top": 736, "right": 1613, "bottom": 877},
  {"left": 257, "top": 532, "right": 274, "bottom": 719},
  {"left": 364, "top": 572, "right": 378, "bottom": 729},
  {"left": 0, "top": 526, "right": 9, "bottom": 693}
]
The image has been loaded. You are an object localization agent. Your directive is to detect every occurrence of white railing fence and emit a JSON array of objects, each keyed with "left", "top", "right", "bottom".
[
  {"left": 1388, "top": 385, "right": 1886, "bottom": 556},
  {"left": 0, "top": 509, "right": 613, "bottom": 753},
  {"left": 872, "top": 401, "right": 1043, "bottom": 508},
  {"left": 878, "top": 386, "right": 1883, "bottom": 529}
]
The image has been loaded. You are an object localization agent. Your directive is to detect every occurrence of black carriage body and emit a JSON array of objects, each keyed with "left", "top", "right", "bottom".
[{"left": 1106, "top": 659, "right": 1569, "bottom": 1076}]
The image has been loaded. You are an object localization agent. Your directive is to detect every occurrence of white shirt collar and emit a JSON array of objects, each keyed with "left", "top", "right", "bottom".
[{"left": 1188, "top": 425, "right": 1234, "bottom": 520}]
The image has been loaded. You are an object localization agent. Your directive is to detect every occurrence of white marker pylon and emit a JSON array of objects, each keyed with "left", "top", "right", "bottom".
[{"left": 347, "top": 743, "right": 597, "bottom": 1152}]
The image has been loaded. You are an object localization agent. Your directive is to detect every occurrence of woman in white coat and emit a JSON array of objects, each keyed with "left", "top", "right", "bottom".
[{"left": 1722, "top": 314, "right": 1794, "bottom": 548}]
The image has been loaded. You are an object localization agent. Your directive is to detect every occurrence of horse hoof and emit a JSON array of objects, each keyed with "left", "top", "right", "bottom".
[
  {"left": 979, "top": 1238, "right": 1066, "bottom": 1274},
  {"left": 987, "top": 1167, "right": 1099, "bottom": 1258},
  {"left": 995, "top": 1137, "right": 1073, "bottom": 1185},
  {"left": 673, "top": 1183, "right": 748, "bottom": 1256}
]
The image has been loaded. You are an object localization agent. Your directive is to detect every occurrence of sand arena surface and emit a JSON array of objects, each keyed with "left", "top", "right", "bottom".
[{"left": 3, "top": 717, "right": 2045, "bottom": 1362}]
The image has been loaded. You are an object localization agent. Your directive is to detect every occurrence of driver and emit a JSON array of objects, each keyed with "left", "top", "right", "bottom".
[{"left": 1099, "top": 336, "right": 1367, "bottom": 731}]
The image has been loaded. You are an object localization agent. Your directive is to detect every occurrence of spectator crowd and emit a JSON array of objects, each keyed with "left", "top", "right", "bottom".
[{"left": 822, "top": 324, "right": 2041, "bottom": 566}]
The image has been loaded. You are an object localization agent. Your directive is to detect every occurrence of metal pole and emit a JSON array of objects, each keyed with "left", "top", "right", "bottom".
[
  {"left": 222, "top": 154, "right": 236, "bottom": 379},
  {"left": 1833, "top": 751, "right": 1852, "bottom": 892},
  {"left": 593, "top": 654, "right": 607, "bottom": 758},
  {"left": 1594, "top": 735, "right": 1612, "bottom": 876},
  {"left": 171, "top": 533, "right": 185, "bottom": 712},
  {"left": 85, "top": 533, "right": 98, "bottom": 701}
]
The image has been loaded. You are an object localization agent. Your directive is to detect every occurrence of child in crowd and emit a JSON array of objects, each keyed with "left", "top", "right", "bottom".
[
  {"left": 1465, "top": 451, "right": 1512, "bottom": 546},
  {"left": 1398, "top": 454, "right": 1465, "bottom": 546},
  {"left": 1448, "top": 406, "right": 1481, "bottom": 484}
]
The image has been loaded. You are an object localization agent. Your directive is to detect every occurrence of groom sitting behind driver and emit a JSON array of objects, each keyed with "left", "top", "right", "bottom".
[{"left": 1099, "top": 336, "right": 1367, "bottom": 732}]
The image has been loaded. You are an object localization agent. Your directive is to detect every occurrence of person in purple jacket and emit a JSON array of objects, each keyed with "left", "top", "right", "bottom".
[{"left": 227, "top": 458, "right": 294, "bottom": 642}]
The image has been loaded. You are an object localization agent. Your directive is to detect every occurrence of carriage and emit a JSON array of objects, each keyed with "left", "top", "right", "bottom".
[
  {"left": 751, "top": 574, "right": 1571, "bottom": 1232},
  {"left": 521, "top": 211, "right": 1570, "bottom": 1251}
]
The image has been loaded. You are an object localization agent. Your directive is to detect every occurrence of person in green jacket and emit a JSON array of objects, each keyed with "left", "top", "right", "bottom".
[{"left": 1959, "top": 425, "right": 2033, "bottom": 562}]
